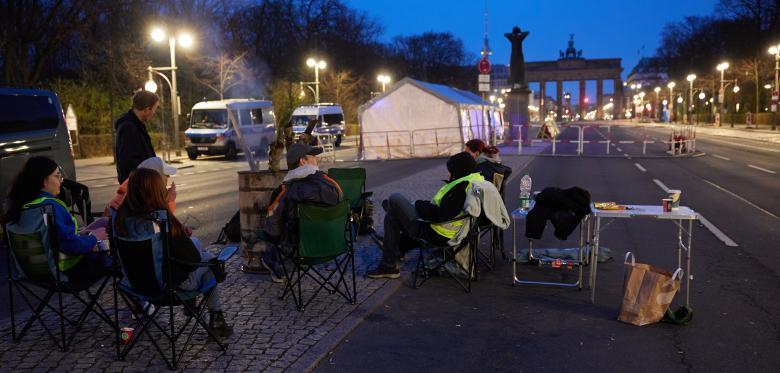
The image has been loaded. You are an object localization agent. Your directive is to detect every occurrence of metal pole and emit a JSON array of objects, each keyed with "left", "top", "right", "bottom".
[
  {"left": 688, "top": 82, "right": 694, "bottom": 125},
  {"left": 314, "top": 66, "right": 320, "bottom": 105},
  {"left": 669, "top": 87, "right": 674, "bottom": 122},
  {"left": 720, "top": 70, "right": 726, "bottom": 127},
  {"left": 169, "top": 36, "right": 180, "bottom": 155},
  {"left": 773, "top": 52, "right": 778, "bottom": 130}
]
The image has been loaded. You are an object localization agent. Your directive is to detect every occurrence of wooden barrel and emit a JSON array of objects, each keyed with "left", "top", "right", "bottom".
[{"left": 238, "top": 170, "right": 286, "bottom": 260}]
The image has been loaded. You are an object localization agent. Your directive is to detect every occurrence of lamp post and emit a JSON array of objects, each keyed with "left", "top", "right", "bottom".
[
  {"left": 732, "top": 85, "right": 740, "bottom": 128},
  {"left": 667, "top": 82, "right": 676, "bottom": 122},
  {"left": 148, "top": 27, "right": 194, "bottom": 155},
  {"left": 768, "top": 44, "right": 780, "bottom": 130},
  {"left": 686, "top": 74, "right": 697, "bottom": 124},
  {"left": 639, "top": 91, "right": 646, "bottom": 119},
  {"left": 306, "top": 57, "right": 327, "bottom": 104},
  {"left": 377, "top": 74, "right": 391, "bottom": 92},
  {"left": 716, "top": 62, "right": 730, "bottom": 127},
  {"left": 654, "top": 86, "right": 661, "bottom": 120}
]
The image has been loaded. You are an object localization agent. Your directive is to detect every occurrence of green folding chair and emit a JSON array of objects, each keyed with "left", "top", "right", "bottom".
[
  {"left": 278, "top": 200, "right": 356, "bottom": 311},
  {"left": 327, "top": 167, "right": 374, "bottom": 236}
]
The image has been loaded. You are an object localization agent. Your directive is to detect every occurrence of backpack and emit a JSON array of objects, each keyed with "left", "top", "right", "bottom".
[{"left": 214, "top": 210, "right": 241, "bottom": 244}]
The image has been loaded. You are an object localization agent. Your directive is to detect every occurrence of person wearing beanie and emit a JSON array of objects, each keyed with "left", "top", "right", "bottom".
[{"left": 367, "top": 152, "right": 485, "bottom": 279}]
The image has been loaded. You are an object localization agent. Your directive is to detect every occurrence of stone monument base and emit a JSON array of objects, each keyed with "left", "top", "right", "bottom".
[{"left": 504, "top": 87, "right": 531, "bottom": 146}]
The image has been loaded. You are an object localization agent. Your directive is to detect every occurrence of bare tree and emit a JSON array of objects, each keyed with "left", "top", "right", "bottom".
[
  {"left": 320, "top": 69, "right": 365, "bottom": 123},
  {"left": 193, "top": 52, "right": 252, "bottom": 99}
]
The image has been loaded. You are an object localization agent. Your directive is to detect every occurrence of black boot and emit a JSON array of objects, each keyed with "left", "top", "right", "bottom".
[{"left": 209, "top": 311, "right": 233, "bottom": 340}]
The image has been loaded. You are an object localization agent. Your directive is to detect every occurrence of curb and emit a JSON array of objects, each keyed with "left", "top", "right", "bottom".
[{"left": 291, "top": 276, "right": 405, "bottom": 372}]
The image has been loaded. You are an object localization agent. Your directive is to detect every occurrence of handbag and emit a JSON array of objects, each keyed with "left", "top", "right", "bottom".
[{"left": 618, "top": 252, "right": 683, "bottom": 326}]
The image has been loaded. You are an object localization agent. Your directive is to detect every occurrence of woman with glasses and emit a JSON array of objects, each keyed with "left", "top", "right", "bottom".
[{"left": 2, "top": 156, "right": 110, "bottom": 284}]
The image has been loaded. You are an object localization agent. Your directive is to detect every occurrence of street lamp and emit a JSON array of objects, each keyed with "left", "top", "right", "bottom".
[
  {"left": 768, "top": 43, "right": 780, "bottom": 130},
  {"left": 654, "top": 86, "right": 661, "bottom": 120},
  {"left": 667, "top": 82, "right": 676, "bottom": 122},
  {"left": 377, "top": 74, "right": 391, "bottom": 92},
  {"left": 716, "top": 62, "right": 730, "bottom": 126},
  {"left": 306, "top": 57, "right": 326, "bottom": 104},
  {"left": 687, "top": 74, "right": 697, "bottom": 124},
  {"left": 639, "top": 91, "right": 646, "bottom": 119},
  {"left": 732, "top": 85, "right": 741, "bottom": 127},
  {"left": 148, "top": 27, "right": 194, "bottom": 155}
]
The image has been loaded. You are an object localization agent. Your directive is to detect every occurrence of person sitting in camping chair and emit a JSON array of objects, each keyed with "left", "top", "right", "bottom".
[
  {"left": 366, "top": 152, "right": 485, "bottom": 279},
  {"left": 246, "top": 143, "right": 343, "bottom": 282}
]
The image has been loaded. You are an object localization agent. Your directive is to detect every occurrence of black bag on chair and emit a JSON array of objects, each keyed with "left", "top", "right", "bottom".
[{"left": 214, "top": 210, "right": 241, "bottom": 244}]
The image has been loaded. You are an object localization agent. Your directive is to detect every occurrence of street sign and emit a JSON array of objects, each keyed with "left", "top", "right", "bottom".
[
  {"left": 478, "top": 83, "right": 490, "bottom": 92},
  {"left": 478, "top": 57, "right": 491, "bottom": 74},
  {"left": 478, "top": 74, "right": 490, "bottom": 83}
]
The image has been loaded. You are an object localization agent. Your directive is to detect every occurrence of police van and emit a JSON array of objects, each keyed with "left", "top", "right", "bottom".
[
  {"left": 291, "top": 104, "right": 345, "bottom": 147},
  {"left": 1, "top": 88, "right": 75, "bottom": 209},
  {"left": 185, "top": 99, "right": 276, "bottom": 160}
]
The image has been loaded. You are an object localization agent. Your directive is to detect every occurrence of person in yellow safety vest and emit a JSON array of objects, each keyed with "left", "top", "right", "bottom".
[
  {"left": 367, "top": 152, "right": 484, "bottom": 279},
  {"left": 2, "top": 156, "right": 111, "bottom": 283}
]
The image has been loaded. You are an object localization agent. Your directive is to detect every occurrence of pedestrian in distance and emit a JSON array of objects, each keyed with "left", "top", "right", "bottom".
[{"left": 115, "top": 90, "right": 159, "bottom": 184}]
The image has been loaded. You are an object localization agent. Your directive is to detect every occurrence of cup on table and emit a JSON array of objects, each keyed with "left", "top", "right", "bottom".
[
  {"left": 120, "top": 327, "right": 134, "bottom": 345},
  {"left": 668, "top": 190, "right": 681, "bottom": 210},
  {"left": 662, "top": 198, "right": 673, "bottom": 212}
]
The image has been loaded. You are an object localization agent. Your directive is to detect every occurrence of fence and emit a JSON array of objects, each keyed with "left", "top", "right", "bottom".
[
  {"left": 510, "top": 123, "right": 697, "bottom": 156},
  {"left": 360, "top": 127, "right": 463, "bottom": 160}
]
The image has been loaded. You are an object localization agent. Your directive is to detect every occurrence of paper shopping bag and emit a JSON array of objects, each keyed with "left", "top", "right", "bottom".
[{"left": 618, "top": 252, "right": 683, "bottom": 326}]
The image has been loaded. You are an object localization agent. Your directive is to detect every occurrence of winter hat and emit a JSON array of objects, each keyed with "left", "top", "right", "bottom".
[{"left": 446, "top": 152, "right": 477, "bottom": 180}]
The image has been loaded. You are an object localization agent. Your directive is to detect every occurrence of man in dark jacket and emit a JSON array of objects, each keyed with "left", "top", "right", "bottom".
[
  {"left": 255, "top": 143, "right": 343, "bottom": 282},
  {"left": 115, "top": 91, "right": 159, "bottom": 183},
  {"left": 367, "top": 152, "right": 483, "bottom": 279}
]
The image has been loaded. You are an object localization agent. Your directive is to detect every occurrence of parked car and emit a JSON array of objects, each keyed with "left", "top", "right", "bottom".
[
  {"left": 185, "top": 99, "right": 276, "bottom": 160},
  {"left": 291, "top": 103, "right": 345, "bottom": 147},
  {"left": 1, "top": 88, "right": 75, "bottom": 212}
]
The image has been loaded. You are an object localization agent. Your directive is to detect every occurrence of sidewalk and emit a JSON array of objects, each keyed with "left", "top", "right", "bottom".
[
  {"left": 609, "top": 119, "right": 780, "bottom": 144},
  {"left": 0, "top": 151, "right": 533, "bottom": 372}
]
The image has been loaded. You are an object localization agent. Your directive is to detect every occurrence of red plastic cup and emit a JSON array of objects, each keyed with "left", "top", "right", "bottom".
[
  {"left": 120, "top": 327, "right": 134, "bottom": 345},
  {"left": 662, "top": 198, "right": 672, "bottom": 212}
]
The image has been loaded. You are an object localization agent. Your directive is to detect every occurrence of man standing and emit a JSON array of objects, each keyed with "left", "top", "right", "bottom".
[
  {"left": 247, "top": 143, "right": 343, "bottom": 281},
  {"left": 115, "top": 91, "right": 159, "bottom": 183}
]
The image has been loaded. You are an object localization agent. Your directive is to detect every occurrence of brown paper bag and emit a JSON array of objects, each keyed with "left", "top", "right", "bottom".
[{"left": 618, "top": 252, "right": 683, "bottom": 326}]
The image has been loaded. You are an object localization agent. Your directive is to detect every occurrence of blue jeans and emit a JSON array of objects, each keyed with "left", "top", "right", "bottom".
[{"left": 177, "top": 237, "right": 222, "bottom": 311}]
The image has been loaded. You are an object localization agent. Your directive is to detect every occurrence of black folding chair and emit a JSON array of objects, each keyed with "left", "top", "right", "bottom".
[
  {"left": 109, "top": 209, "right": 237, "bottom": 370},
  {"left": 476, "top": 163, "right": 512, "bottom": 271},
  {"left": 4, "top": 204, "right": 114, "bottom": 351},
  {"left": 278, "top": 201, "right": 356, "bottom": 311},
  {"left": 59, "top": 179, "right": 94, "bottom": 225},
  {"left": 411, "top": 215, "right": 481, "bottom": 293}
]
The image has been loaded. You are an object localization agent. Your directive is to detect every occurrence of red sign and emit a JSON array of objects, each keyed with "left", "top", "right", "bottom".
[
  {"left": 772, "top": 90, "right": 778, "bottom": 101},
  {"left": 478, "top": 57, "right": 491, "bottom": 74}
]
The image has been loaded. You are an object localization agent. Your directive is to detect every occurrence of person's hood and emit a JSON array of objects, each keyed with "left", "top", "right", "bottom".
[
  {"left": 283, "top": 164, "right": 319, "bottom": 182},
  {"left": 447, "top": 152, "right": 477, "bottom": 181}
]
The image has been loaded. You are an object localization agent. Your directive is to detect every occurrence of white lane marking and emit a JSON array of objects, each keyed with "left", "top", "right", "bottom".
[
  {"left": 182, "top": 172, "right": 193, "bottom": 176},
  {"left": 634, "top": 163, "right": 646, "bottom": 172},
  {"left": 618, "top": 141, "right": 635, "bottom": 144},
  {"left": 702, "top": 137, "right": 780, "bottom": 153},
  {"left": 93, "top": 184, "right": 107, "bottom": 188},
  {"left": 616, "top": 147, "right": 622, "bottom": 152},
  {"left": 697, "top": 214, "right": 739, "bottom": 247},
  {"left": 653, "top": 179, "right": 670, "bottom": 193},
  {"left": 748, "top": 164, "right": 776, "bottom": 174},
  {"left": 711, "top": 154, "right": 730, "bottom": 161},
  {"left": 652, "top": 178, "right": 740, "bottom": 246},
  {"left": 701, "top": 178, "right": 779, "bottom": 219},
  {"left": 170, "top": 174, "right": 179, "bottom": 177}
]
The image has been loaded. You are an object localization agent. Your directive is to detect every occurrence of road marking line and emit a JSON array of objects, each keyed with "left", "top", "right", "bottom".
[
  {"left": 653, "top": 179, "right": 670, "bottom": 193},
  {"left": 616, "top": 147, "right": 622, "bottom": 152},
  {"left": 697, "top": 214, "right": 739, "bottom": 247},
  {"left": 701, "top": 178, "right": 778, "bottom": 219},
  {"left": 634, "top": 163, "right": 646, "bottom": 172},
  {"left": 711, "top": 154, "right": 730, "bottom": 161},
  {"left": 748, "top": 164, "right": 776, "bottom": 174},
  {"left": 93, "top": 184, "right": 107, "bottom": 188},
  {"left": 618, "top": 141, "right": 635, "bottom": 144},
  {"left": 182, "top": 172, "right": 192, "bottom": 176},
  {"left": 652, "top": 178, "right": 739, "bottom": 246},
  {"left": 702, "top": 137, "right": 780, "bottom": 153},
  {"left": 170, "top": 174, "right": 180, "bottom": 177}
]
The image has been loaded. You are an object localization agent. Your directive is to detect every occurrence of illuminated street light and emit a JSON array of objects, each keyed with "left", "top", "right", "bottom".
[
  {"left": 733, "top": 85, "right": 740, "bottom": 93},
  {"left": 667, "top": 82, "right": 676, "bottom": 122},
  {"left": 144, "top": 80, "right": 158, "bottom": 93},
  {"left": 769, "top": 43, "right": 780, "bottom": 130},
  {"left": 148, "top": 27, "right": 195, "bottom": 154},
  {"left": 305, "top": 57, "right": 327, "bottom": 104},
  {"left": 699, "top": 92, "right": 706, "bottom": 100},
  {"left": 377, "top": 74, "right": 391, "bottom": 92},
  {"left": 686, "top": 74, "right": 697, "bottom": 124}
]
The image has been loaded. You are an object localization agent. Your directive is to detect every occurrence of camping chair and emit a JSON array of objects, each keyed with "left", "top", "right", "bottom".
[
  {"left": 476, "top": 163, "right": 512, "bottom": 272},
  {"left": 411, "top": 214, "right": 481, "bottom": 293},
  {"left": 4, "top": 203, "right": 114, "bottom": 351},
  {"left": 109, "top": 209, "right": 237, "bottom": 369},
  {"left": 327, "top": 167, "right": 375, "bottom": 236},
  {"left": 60, "top": 179, "right": 94, "bottom": 226},
  {"left": 278, "top": 200, "right": 355, "bottom": 311}
]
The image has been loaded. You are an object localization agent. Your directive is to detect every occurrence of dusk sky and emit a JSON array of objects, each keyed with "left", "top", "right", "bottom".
[{"left": 348, "top": 0, "right": 719, "bottom": 80}]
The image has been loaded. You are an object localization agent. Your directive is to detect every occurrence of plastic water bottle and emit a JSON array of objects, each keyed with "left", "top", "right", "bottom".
[{"left": 519, "top": 173, "right": 532, "bottom": 210}]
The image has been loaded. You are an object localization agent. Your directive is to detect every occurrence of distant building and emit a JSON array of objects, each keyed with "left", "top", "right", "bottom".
[{"left": 625, "top": 57, "right": 668, "bottom": 90}]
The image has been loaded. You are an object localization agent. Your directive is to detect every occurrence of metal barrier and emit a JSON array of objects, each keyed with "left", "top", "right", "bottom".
[
  {"left": 360, "top": 130, "right": 412, "bottom": 160},
  {"left": 515, "top": 122, "right": 697, "bottom": 157},
  {"left": 410, "top": 127, "right": 462, "bottom": 157},
  {"left": 315, "top": 133, "right": 336, "bottom": 163}
]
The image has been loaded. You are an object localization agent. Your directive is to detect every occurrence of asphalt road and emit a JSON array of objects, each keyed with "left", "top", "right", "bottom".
[{"left": 315, "top": 126, "right": 780, "bottom": 372}]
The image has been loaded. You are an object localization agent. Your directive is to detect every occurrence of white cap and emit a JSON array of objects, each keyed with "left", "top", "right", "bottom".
[{"left": 137, "top": 157, "right": 177, "bottom": 176}]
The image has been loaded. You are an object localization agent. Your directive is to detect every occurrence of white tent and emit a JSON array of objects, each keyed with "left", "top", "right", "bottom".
[{"left": 359, "top": 77, "right": 503, "bottom": 160}]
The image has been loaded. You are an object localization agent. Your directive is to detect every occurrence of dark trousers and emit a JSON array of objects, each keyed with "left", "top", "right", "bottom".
[{"left": 380, "top": 193, "right": 447, "bottom": 268}]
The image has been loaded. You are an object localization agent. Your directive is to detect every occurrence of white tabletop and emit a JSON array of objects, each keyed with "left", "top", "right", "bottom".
[
  {"left": 512, "top": 204, "right": 698, "bottom": 220},
  {"left": 592, "top": 205, "right": 698, "bottom": 220}
]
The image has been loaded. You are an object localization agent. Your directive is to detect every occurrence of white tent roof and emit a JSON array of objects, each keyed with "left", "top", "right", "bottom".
[{"left": 359, "top": 77, "right": 501, "bottom": 160}]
